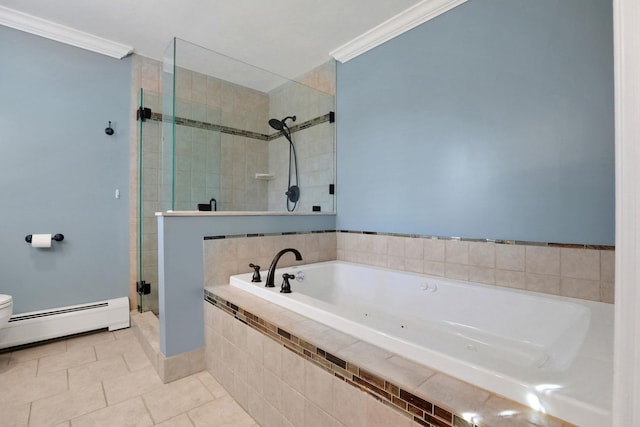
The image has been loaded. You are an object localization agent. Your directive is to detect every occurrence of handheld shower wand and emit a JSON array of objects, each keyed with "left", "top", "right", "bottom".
[{"left": 269, "top": 115, "right": 300, "bottom": 211}]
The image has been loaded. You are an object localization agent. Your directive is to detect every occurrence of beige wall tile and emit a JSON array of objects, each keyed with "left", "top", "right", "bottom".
[
  {"left": 247, "top": 388, "right": 264, "bottom": 425},
  {"left": 560, "top": 248, "right": 600, "bottom": 280},
  {"left": 495, "top": 270, "right": 526, "bottom": 289},
  {"left": 601, "top": 281, "right": 615, "bottom": 304},
  {"left": 405, "top": 258, "right": 424, "bottom": 274},
  {"left": 305, "top": 362, "right": 333, "bottom": 413},
  {"left": 263, "top": 401, "right": 284, "bottom": 427},
  {"left": 365, "top": 394, "right": 412, "bottom": 427},
  {"left": 387, "top": 236, "right": 406, "bottom": 257},
  {"left": 263, "top": 369, "right": 283, "bottom": 412},
  {"left": 387, "top": 255, "right": 406, "bottom": 271},
  {"left": 366, "top": 234, "right": 388, "bottom": 255},
  {"left": 600, "top": 250, "right": 615, "bottom": 282},
  {"left": 469, "top": 266, "right": 496, "bottom": 285},
  {"left": 423, "top": 261, "right": 445, "bottom": 277},
  {"left": 525, "top": 273, "right": 561, "bottom": 295},
  {"left": 281, "top": 347, "right": 305, "bottom": 394},
  {"left": 263, "top": 337, "right": 282, "bottom": 377},
  {"left": 495, "top": 244, "right": 525, "bottom": 271},
  {"left": 332, "top": 376, "right": 367, "bottom": 427},
  {"left": 423, "top": 238, "right": 445, "bottom": 262},
  {"left": 561, "top": 278, "right": 601, "bottom": 301},
  {"left": 469, "top": 242, "right": 495, "bottom": 267},
  {"left": 281, "top": 382, "right": 305, "bottom": 427},
  {"left": 305, "top": 400, "right": 337, "bottom": 427},
  {"left": 445, "top": 263, "right": 469, "bottom": 281},
  {"left": 405, "top": 238, "right": 424, "bottom": 259},
  {"left": 446, "top": 240, "right": 469, "bottom": 264},
  {"left": 525, "top": 246, "right": 560, "bottom": 275}
]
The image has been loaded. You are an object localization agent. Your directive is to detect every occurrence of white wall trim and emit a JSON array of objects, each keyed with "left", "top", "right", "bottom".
[
  {"left": 0, "top": 5, "right": 133, "bottom": 59},
  {"left": 330, "top": 0, "right": 468, "bottom": 63},
  {"left": 613, "top": 0, "right": 640, "bottom": 424}
]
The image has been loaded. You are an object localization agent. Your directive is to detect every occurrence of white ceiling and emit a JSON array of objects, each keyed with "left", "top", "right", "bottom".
[{"left": 0, "top": 0, "right": 423, "bottom": 80}]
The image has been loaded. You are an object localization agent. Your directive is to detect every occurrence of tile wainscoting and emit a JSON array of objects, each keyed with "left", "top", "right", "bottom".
[
  {"left": 204, "top": 230, "right": 614, "bottom": 305},
  {"left": 204, "top": 286, "right": 574, "bottom": 427}
]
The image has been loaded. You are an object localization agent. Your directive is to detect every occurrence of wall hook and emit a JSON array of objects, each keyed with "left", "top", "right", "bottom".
[{"left": 105, "top": 121, "right": 114, "bottom": 136}]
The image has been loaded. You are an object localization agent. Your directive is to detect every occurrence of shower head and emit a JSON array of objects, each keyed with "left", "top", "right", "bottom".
[
  {"left": 268, "top": 118, "right": 284, "bottom": 131},
  {"left": 268, "top": 115, "right": 296, "bottom": 132}
]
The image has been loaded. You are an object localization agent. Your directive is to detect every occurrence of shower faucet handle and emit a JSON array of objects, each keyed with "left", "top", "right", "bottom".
[{"left": 249, "top": 263, "right": 261, "bottom": 283}]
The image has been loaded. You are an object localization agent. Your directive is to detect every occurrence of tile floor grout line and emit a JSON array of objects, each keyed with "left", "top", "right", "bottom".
[
  {"left": 141, "top": 392, "right": 158, "bottom": 425},
  {"left": 27, "top": 401, "right": 32, "bottom": 427}
]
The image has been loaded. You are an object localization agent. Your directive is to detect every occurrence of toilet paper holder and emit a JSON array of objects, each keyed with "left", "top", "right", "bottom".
[{"left": 25, "top": 234, "right": 64, "bottom": 243}]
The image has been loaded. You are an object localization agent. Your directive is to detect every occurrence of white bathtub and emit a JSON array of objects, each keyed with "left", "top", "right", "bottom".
[{"left": 230, "top": 261, "right": 613, "bottom": 427}]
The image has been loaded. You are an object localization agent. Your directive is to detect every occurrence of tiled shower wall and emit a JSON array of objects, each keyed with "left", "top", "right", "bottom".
[{"left": 268, "top": 62, "right": 336, "bottom": 212}]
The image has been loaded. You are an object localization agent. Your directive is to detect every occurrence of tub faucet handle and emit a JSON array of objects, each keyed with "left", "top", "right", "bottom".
[
  {"left": 249, "top": 263, "right": 261, "bottom": 283},
  {"left": 281, "top": 273, "right": 295, "bottom": 294}
]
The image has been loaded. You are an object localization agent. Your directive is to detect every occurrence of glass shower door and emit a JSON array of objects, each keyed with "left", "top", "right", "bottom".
[{"left": 137, "top": 88, "right": 161, "bottom": 314}]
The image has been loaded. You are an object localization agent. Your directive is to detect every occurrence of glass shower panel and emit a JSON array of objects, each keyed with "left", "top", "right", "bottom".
[{"left": 162, "top": 37, "right": 337, "bottom": 213}]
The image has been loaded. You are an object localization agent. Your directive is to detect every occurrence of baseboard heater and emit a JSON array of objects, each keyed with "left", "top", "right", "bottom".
[{"left": 0, "top": 297, "right": 130, "bottom": 350}]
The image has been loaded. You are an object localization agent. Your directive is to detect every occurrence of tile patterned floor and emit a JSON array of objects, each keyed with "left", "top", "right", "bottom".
[{"left": 0, "top": 328, "right": 258, "bottom": 427}]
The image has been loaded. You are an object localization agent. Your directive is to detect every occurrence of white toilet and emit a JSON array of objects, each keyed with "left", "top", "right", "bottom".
[{"left": 0, "top": 294, "right": 13, "bottom": 328}]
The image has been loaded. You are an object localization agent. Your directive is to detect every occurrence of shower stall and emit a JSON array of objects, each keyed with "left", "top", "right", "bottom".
[{"left": 136, "top": 38, "right": 336, "bottom": 313}]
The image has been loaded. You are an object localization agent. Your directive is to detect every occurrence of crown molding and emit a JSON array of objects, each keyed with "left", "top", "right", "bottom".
[
  {"left": 0, "top": 5, "right": 133, "bottom": 59},
  {"left": 330, "top": 0, "right": 468, "bottom": 63}
]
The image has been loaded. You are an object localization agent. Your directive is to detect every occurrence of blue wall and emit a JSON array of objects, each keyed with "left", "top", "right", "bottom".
[
  {"left": 336, "top": 0, "right": 614, "bottom": 245},
  {"left": 0, "top": 27, "right": 131, "bottom": 313}
]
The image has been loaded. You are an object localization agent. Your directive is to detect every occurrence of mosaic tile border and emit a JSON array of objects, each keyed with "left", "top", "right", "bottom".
[
  {"left": 203, "top": 229, "right": 335, "bottom": 240},
  {"left": 202, "top": 228, "right": 614, "bottom": 250},
  {"left": 337, "top": 230, "right": 615, "bottom": 250},
  {"left": 205, "top": 289, "right": 476, "bottom": 427},
  {"left": 150, "top": 111, "right": 334, "bottom": 142}
]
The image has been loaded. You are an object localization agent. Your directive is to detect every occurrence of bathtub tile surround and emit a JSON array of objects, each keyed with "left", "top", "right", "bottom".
[
  {"left": 336, "top": 231, "right": 615, "bottom": 303},
  {"left": 204, "top": 287, "right": 575, "bottom": 427},
  {"left": 204, "top": 231, "right": 337, "bottom": 287}
]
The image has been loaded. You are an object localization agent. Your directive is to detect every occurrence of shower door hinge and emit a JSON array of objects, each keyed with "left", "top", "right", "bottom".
[
  {"left": 136, "top": 107, "right": 152, "bottom": 122},
  {"left": 136, "top": 280, "right": 151, "bottom": 295}
]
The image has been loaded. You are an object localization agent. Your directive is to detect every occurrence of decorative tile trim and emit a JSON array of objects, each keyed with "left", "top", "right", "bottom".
[
  {"left": 203, "top": 229, "right": 335, "bottom": 240},
  {"left": 337, "top": 230, "right": 615, "bottom": 250},
  {"left": 202, "top": 229, "right": 614, "bottom": 250},
  {"left": 204, "top": 289, "right": 573, "bottom": 427},
  {"left": 150, "top": 111, "right": 333, "bottom": 142}
]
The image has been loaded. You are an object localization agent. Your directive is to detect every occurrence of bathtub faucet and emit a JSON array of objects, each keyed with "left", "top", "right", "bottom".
[{"left": 265, "top": 248, "right": 303, "bottom": 288}]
